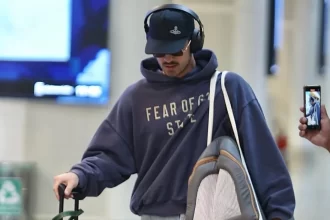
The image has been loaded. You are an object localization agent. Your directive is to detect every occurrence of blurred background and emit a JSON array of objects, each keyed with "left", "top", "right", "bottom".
[{"left": 0, "top": 0, "right": 329, "bottom": 219}]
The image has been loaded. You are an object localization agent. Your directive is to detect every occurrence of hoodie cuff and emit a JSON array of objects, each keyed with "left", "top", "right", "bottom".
[
  {"left": 70, "top": 168, "right": 87, "bottom": 191},
  {"left": 268, "top": 212, "right": 293, "bottom": 220}
]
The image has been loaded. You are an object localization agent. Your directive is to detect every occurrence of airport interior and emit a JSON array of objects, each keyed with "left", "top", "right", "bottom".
[{"left": 0, "top": 0, "right": 329, "bottom": 219}]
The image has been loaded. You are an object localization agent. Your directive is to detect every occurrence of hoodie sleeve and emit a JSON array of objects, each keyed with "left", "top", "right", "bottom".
[
  {"left": 239, "top": 99, "right": 295, "bottom": 219},
  {"left": 223, "top": 72, "right": 295, "bottom": 219},
  {"left": 70, "top": 87, "right": 137, "bottom": 198}
]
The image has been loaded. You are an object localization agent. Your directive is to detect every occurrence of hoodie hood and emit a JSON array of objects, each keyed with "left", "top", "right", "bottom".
[{"left": 140, "top": 49, "right": 218, "bottom": 83}]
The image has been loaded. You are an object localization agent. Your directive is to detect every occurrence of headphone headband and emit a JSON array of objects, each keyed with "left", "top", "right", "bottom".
[{"left": 143, "top": 4, "right": 204, "bottom": 35}]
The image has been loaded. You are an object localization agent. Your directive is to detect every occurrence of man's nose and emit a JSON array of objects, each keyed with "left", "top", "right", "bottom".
[{"left": 163, "top": 54, "right": 174, "bottom": 62}]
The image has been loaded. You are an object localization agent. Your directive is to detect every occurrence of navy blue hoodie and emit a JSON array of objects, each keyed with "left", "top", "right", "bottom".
[{"left": 70, "top": 49, "right": 295, "bottom": 219}]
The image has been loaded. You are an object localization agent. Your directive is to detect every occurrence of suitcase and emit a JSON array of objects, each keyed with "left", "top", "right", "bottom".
[{"left": 52, "top": 184, "right": 84, "bottom": 220}]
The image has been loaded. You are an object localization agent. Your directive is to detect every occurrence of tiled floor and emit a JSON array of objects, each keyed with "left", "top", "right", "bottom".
[{"left": 287, "top": 147, "right": 330, "bottom": 219}]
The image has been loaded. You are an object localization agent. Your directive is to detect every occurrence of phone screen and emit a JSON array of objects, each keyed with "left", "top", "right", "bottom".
[{"left": 304, "top": 85, "right": 321, "bottom": 130}]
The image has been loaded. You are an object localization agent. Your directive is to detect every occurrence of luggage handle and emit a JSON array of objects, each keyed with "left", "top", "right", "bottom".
[{"left": 52, "top": 184, "right": 84, "bottom": 220}]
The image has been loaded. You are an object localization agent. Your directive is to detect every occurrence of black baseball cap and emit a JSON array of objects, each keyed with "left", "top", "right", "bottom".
[{"left": 145, "top": 9, "right": 194, "bottom": 55}]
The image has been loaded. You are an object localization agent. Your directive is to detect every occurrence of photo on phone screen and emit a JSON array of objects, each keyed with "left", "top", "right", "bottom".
[{"left": 304, "top": 86, "right": 321, "bottom": 129}]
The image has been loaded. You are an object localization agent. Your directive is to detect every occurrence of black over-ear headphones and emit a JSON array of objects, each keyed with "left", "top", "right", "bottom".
[{"left": 144, "top": 4, "right": 205, "bottom": 53}]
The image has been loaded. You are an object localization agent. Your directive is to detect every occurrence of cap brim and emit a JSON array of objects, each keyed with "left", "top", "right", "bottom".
[{"left": 145, "top": 37, "right": 189, "bottom": 55}]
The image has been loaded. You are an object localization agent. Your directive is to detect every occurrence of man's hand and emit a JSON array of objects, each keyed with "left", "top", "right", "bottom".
[
  {"left": 53, "top": 172, "right": 79, "bottom": 200},
  {"left": 298, "top": 105, "right": 330, "bottom": 151}
]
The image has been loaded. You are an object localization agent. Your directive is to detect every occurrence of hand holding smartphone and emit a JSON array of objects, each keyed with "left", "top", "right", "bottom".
[{"left": 303, "top": 85, "right": 321, "bottom": 130}]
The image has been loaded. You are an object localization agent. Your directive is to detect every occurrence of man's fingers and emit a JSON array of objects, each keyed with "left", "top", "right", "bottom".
[
  {"left": 299, "top": 117, "right": 307, "bottom": 124},
  {"left": 300, "top": 107, "right": 305, "bottom": 113},
  {"left": 53, "top": 179, "right": 60, "bottom": 201},
  {"left": 299, "top": 130, "right": 305, "bottom": 137},
  {"left": 299, "top": 110, "right": 307, "bottom": 139},
  {"left": 321, "top": 105, "right": 329, "bottom": 118},
  {"left": 64, "top": 182, "right": 74, "bottom": 197},
  {"left": 53, "top": 172, "right": 79, "bottom": 201},
  {"left": 298, "top": 123, "right": 307, "bottom": 131}
]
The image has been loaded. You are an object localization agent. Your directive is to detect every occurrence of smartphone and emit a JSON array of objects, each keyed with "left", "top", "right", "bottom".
[{"left": 303, "top": 85, "right": 321, "bottom": 130}]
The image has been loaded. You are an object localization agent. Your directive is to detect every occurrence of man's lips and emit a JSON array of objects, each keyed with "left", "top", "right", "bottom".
[{"left": 164, "top": 64, "right": 177, "bottom": 68}]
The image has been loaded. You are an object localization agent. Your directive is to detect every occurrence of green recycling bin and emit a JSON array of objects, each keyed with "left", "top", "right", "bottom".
[{"left": 0, "top": 162, "right": 35, "bottom": 220}]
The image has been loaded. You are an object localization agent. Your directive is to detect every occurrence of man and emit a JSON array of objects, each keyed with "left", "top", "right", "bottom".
[
  {"left": 53, "top": 4, "right": 295, "bottom": 220},
  {"left": 299, "top": 105, "right": 330, "bottom": 151}
]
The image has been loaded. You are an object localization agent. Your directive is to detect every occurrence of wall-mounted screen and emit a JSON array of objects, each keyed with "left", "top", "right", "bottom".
[{"left": 0, "top": 0, "right": 110, "bottom": 105}]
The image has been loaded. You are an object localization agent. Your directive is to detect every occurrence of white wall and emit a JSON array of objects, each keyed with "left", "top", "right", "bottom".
[
  {"left": 269, "top": 0, "right": 328, "bottom": 151},
  {"left": 0, "top": 0, "right": 329, "bottom": 219}
]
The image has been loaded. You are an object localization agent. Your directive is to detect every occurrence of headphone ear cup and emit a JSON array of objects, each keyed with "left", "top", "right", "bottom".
[
  {"left": 190, "top": 29, "right": 203, "bottom": 53},
  {"left": 144, "top": 25, "right": 149, "bottom": 34}
]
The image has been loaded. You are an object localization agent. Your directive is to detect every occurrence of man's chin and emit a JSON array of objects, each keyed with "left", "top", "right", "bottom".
[
  {"left": 163, "top": 69, "right": 178, "bottom": 77},
  {"left": 162, "top": 67, "right": 186, "bottom": 78}
]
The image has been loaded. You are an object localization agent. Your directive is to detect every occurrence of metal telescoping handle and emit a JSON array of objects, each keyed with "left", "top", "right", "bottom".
[
  {"left": 56, "top": 183, "right": 82, "bottom": 220},
  {"left": 58, "top": 184, "right": 66, "bottom": 214}
]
